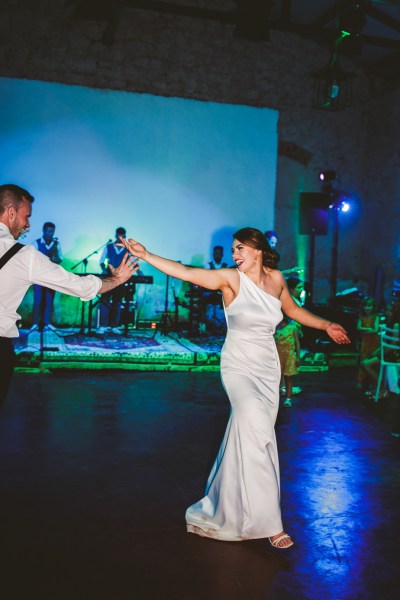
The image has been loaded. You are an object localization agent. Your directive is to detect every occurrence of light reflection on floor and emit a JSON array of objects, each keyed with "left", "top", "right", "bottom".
[{"left": 1, "top": 370, "right": 399, "bottom": 600}]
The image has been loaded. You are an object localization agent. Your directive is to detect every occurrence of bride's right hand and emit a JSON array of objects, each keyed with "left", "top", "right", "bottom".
[{"left": 117, "top": 236, "right": 149, "bottom": 260}]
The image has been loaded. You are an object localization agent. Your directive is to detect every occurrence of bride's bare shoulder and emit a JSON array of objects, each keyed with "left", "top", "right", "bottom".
[{"left": 266, "top": 267, "right": 285, "bottom": 282}]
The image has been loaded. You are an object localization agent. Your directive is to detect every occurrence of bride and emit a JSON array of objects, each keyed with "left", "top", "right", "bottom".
[{"left": 118, "top": 227, "right": 349, "bottom": 549}]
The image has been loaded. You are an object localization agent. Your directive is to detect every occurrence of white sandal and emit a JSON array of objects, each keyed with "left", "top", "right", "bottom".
[{"left": 269, "top": 533, "right": 294, "bottom": 549}]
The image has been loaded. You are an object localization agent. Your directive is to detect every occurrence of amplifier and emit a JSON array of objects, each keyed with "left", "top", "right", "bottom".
[{"left": 137, "top": 320, "right": 157, "bottom": 330}]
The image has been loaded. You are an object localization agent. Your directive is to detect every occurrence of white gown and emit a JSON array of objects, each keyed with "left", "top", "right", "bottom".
[{"left": 186, "top": 270, "right": 284, "bottom": 541}]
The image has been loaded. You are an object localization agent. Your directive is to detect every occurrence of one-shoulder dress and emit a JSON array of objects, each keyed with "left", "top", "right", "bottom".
[{"left": 186, "top": 269, "right": 284, "bottom": 541}]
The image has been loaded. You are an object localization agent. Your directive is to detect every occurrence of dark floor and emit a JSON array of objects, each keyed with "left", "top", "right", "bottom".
[{"left": 1, "top": 369, "right": 399, "bottom": 600}]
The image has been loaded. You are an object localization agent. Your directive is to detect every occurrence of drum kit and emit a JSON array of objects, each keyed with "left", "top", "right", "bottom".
[
  {"left": 121, "top": 275, "right": 153, "bottom": 333},
  {"left": 181, "top": 283, "right": 226, "bottom": 335},
  {"left": 81, "top": 274, "right": 153, "bottom": 334}
]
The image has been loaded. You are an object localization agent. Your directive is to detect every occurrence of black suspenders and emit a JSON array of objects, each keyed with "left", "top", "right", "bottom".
[{"left": 0, "top": 243, "right": 24, "bottom": 270}]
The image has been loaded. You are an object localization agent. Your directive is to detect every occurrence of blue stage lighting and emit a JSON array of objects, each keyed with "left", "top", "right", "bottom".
[{"left": 341, "top": 200, "right": 350, "bottom": 212}]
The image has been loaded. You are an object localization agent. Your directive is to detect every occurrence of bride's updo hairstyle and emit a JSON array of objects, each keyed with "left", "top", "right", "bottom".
[{"left": 233, "top": 227, "right": 280, "bottom": 269}]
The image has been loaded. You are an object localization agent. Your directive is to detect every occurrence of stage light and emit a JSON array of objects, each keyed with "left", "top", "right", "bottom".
[
  {"left": 341, "top": 200, "right": 350, "bottom": 212},
  {"left": 328, "top": 197, "right": 351, "bottom": 212},
  {"left": 319, "top": 170, "right": 336, "bottom": 183}
]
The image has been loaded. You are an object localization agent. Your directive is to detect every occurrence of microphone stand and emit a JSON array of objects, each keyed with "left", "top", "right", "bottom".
[
  {"left": 70, "top": 239, "right": 111, "bottom": 272},
  {"left": 153, "top": 269, "right": 181, "bottom": 339},
  {"left": 70, "top": 240, "right": 111, "bottom": 334},
  {"left": 171, "top": 281, "right": 180, "bottom": 330}
]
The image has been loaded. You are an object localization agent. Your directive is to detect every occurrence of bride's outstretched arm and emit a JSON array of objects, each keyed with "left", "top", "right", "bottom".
[
  {"left": 277, "top": 272, "right": 350, "bottom": 345},
  {"left": 118, "top": 236, "right": 232, "bottom": 291}
]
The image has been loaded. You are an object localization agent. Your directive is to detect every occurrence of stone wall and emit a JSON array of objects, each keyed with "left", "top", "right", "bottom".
[{"left": 362, "top": 87, "right": 400, "bottom": 297}]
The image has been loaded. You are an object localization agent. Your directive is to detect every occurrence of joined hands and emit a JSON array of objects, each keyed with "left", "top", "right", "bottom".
[
  {"left": 117, "top": 236, "right": 149, "bottom": 262},
  {"left": 109, "top": 251, "right": 140, "bottom": 282}
]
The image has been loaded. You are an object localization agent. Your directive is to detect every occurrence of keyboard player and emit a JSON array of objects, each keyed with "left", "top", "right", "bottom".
[{"left": 98, "top": 227, "right": 147, "bottom": 334}]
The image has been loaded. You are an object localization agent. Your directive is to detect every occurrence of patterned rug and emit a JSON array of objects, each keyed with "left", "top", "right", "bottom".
[
  {"left": 63, "top": 333, "right": 160, "bottom": 351},
  {"left": 187, "top": 336, "right": 224, "bottom": 352}
]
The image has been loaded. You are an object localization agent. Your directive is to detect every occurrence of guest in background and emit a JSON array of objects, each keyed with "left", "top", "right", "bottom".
[
  {"left": 98, "top": 227, "right": 129, "bottom": 334},
  {"left": 30, "top": 222, "right": 63, "bottom": 332},
  {"left": 279, "top": 276, "right": 306, "bottom": 398},
  {"left": 386, "top": 300, "right": 400, "bottom": 437},
  {"left": 383, "top": 301, "right": 400, "bottom": 397},
  {"left": 361, "top": 300, "right": 400, "bottom": 400},
  {"left": 356, "top": 296, "right": 380, "bottom": 393},
  {"left": 287, "top": 276, "right": 305, "bottom": 309}
]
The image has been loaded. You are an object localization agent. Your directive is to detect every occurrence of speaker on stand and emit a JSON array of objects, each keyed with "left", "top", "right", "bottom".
[{"left": 299, "top": 192, "right": 328, "bottom": 305}]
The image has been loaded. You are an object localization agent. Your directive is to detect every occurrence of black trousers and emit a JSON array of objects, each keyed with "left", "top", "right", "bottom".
[{"left": 0, "top": 337, "right": 16, "bottom": 408}]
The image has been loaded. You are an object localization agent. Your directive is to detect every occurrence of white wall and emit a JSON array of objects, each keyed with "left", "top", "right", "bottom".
[{"left": 0, "top": 77, "right": 278, "bottom": 322}]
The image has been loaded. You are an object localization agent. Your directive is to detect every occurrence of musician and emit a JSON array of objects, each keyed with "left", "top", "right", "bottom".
[
  {"left": 265, "top": 230, "right": 278, "bottom": 249},
  {"left": 208, "top": 245, "right": 228, "bottom": 270},
  {"left": 205, "top": 246, "right": 227, "bottom": 331},
  {"left": 98, "top": 227, "right": 130, "bottom": 333},
  {"left": 30, "top": 222, "right": 63, "bottom": 332}
]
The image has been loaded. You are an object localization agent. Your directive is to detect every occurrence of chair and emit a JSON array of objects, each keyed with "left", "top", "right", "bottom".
[{"left": 374, "top": 325, "right": 400, "bottom": 402}]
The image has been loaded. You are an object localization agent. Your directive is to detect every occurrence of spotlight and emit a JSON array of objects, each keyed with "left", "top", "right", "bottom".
[
  {"left": 319, "top": 170, "right": 336, "bottom": 183},
  {"left": 340, "top": 200, "right": 350, "bottom": 212},
  {"left": 328, "top": 196, "right": 352, "bottom": 212}
]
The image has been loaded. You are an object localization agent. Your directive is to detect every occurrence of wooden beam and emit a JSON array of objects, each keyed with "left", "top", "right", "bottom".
[
  {"left": 119, "top": 0, "right": 237, "bottom": 24},
  {"left": 365, "top": 4, "right": 400, "bottom": 35},
  {"left": 304, "top": 3, "right": 337, "bottom": 35}
]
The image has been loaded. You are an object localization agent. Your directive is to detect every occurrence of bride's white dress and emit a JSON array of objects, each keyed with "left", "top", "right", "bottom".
[{"left": 186, "top": 270, "right": 284, "bottom": 541}]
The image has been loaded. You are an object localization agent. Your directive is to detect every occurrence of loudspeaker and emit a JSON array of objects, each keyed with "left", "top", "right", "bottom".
[{"left": 299, "top": 192, "right": 328, "bottom": 235}]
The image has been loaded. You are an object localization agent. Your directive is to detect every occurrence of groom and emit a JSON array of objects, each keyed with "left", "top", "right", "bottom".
[{"left": 0, "top": 183, "right": 138, "bottom": 406}]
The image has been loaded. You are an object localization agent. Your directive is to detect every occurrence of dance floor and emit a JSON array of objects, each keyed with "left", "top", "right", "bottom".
[{"left": 1, "top": 370, "right": 398, "bottom": 599}]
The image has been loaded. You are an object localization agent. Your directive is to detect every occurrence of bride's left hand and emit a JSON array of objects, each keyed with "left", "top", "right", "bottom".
[
  {"left": 326, "top": 322, "right": 351, "bottom": 344},
  {"left": 116, "top": 236, "right": 149, "bottom": 260}
]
